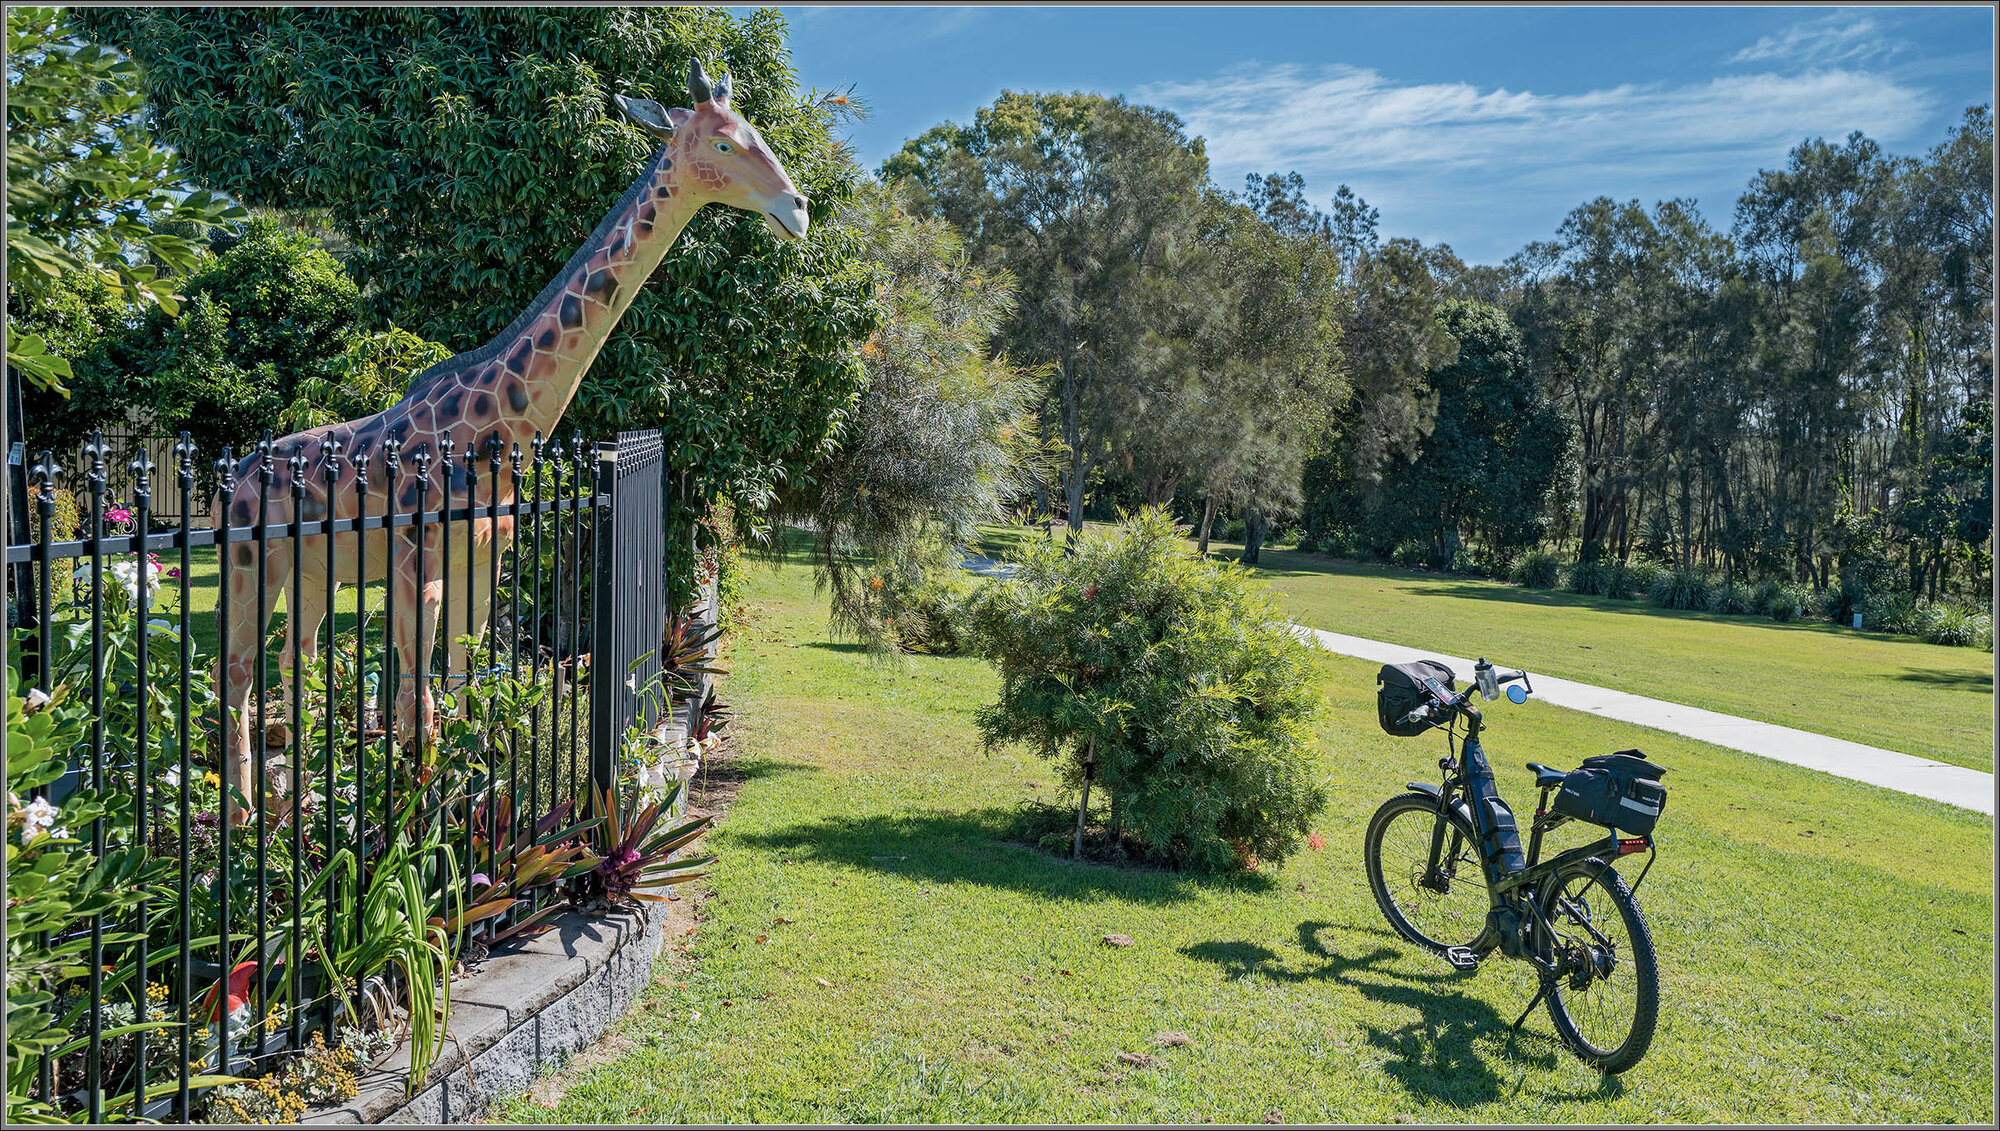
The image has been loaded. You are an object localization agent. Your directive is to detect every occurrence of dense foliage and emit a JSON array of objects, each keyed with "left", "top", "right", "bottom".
[
  {"left": 968, "top": 509, "right": 1327, "bottom": 871},
  {"left": 4, "top": 6, "right": 245, "bottom": 393},
  {"left": 771, "top": 181, "right": 1050, "bottom": 652},
  {"left": 74, "top": 5, "right": 879, "bottom": 592},
  {"left": 886, "top": 92, "right": 1223, "bottom": 537}
]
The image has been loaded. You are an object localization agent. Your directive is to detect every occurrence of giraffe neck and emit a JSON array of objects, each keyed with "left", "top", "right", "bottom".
[{"left": 397, "top": 145, "right": 699, "bottom": 449}]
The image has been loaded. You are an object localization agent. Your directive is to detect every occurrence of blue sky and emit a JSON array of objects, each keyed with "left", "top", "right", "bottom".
[{"left": 755, "top": 5, "right": 1994, "bottom": 264}]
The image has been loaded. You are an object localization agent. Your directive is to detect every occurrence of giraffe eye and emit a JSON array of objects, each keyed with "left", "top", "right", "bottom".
[{"left": 714, "top": 139, "right": 734, "bottom": 154}]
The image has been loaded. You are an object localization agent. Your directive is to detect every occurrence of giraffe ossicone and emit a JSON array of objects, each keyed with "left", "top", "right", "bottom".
[{"left": 212, "top": 58, "right": 807, "bottom": 823}]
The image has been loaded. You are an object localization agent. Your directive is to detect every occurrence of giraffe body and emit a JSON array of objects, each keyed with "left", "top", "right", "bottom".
[{"left": 213, "top": 62, "right": 807, "bottom": 820}]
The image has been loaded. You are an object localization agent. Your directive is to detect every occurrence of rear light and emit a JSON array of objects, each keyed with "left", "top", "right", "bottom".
[{"left": 1617, "top": 837, "right": 1649, "bottom": 855}]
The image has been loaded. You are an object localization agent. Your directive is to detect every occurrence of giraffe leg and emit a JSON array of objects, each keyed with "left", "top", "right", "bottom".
[
  {"left": 216, "top": 537, "right": 290, "bottom": 826},
  {"left": 389, "top": 530, "right": 441, "bottom": 747},
  {"left": 275, "top": 570, "right": 329, "bottom": 811},
  {"left": 444, "top": 527, "right": 505, "bottom": 694}
]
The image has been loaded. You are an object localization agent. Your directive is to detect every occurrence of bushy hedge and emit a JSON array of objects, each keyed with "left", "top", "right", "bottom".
[{"left": 969, "top": 508, "right": 1327, "bottom": 871}]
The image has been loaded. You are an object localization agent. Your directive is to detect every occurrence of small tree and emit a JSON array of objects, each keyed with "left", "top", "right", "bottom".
[{"left": 969, "top": 507, "right": 1327, "bottom": 871}]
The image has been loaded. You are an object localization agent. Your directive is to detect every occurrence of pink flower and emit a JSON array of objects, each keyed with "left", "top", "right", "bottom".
[
  {"left": 105, "top": 507, "right": 133, "bottom": 525},
  {"left": 165, "top": 568, "right": 181, "bottom": 578}
]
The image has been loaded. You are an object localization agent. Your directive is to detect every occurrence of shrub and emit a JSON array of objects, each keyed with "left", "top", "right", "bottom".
[
  {"left": 1624, "top": 561, "right": 1668, "bottom": 601},
  {"left": 1823, "top": 578, "right": 1871, "bottom": 626},
  {"left": 1918, "top": 600, "right": 1993, "bottom": 649},
  {"left": 1869, "top": 591, "right": 1923, "bottom": 635},
  {"left": 1766, "top": 582, "right": 1816, "bottom": 623},
  {"left": 1708, "top": 579, "right": 1758, "bottom": 616},
  {"left": 1752, "top": 578, "right": 1786, "bottom": 616},
  {"left": 1390, "top": 540, "right": 1427, "bottom": 568},
  {"left": 968, "top": 508, "right": 1327, "bottom": 872},
  {"left": 1650, "top": 567, "right": 1711, "bottom": 611},
  {"left": 1512, "top": 550, "right": 1562, "bottom": 589},
  {"left": 1564, "top": 560, "right": 1603, "bottom": 595}
]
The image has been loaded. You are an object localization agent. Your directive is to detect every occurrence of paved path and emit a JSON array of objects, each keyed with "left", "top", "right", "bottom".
[
  {"left": 957, "top": 550, "right": 1993, "bottom": 814},
  {"left": 1292, "top": 625, "right": 1994, "bottom": 815}
]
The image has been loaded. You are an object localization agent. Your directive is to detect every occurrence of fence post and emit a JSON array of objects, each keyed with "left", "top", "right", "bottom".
[{"left": 588, "top": 440, "right": 619, "bottom": 798}]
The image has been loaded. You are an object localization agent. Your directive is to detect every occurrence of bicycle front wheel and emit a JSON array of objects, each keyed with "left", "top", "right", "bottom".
[
  {"left": 1538, "top": 857, "right": 1659, "bottom": 1074},
  {"left": 1364, "top": 792, "right": 1487, "bottom": 956}
]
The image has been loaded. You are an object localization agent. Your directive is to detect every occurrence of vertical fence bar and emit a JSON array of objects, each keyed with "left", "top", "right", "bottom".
[
  {"left": 130, "top": 451, "right": 155, "bottom": 1116},
  {"left": 546, "top": 442, "right": 563, "bottom": 808},
  {"left": 173, "top": 435, "right": 194, "bottom": 1119},
  {"left": 84, "top": 431, "right": 106, "bottom": 1123},
  {"left": 437, "top": 438, "right": 452, "bottom": 698},
  {"left": 287, "top": 450, "right": 306, "bottom": 1053},
  {"left": 213, "top": 448, "right": 237, "bottom": 1078},
  {"left": 530, "top": 434, "right": 545, "bottom": 840},
  {"left": 321, "top": 438, "right": 342, "bottom": 1038},
  {"left": 589, "top": 441, "right": 618, "bottom": 797},
  {"left": 381, "top": 442, "right": 400, "bottom": 855},
  {"left": 253, "top": 437, "right": 272, "bottom": 1057},
  {"left": 568, "top": 435, "right": 584, "bottom": 805},
  {"left": 412, "top": 451, "right": 432, "bottom": 807},
  {"left": 485, "top": 441, "right": 502, "bottom": 867},
  {"left": 462, "top": 442, "right": 478, "bottom": 931},
  {"left": 508, "top": 443, "right": 524, "bottom": 874},
  {"left": 29, "top": 451, "right": 57, "bottom": 1104}
]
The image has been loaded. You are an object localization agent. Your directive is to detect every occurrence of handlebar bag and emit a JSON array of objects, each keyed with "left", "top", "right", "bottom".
[
  {"left": 1552, "top": 753, "right": 1667, "bottom": 836},
  {"left": 1376, "top": 660, "right": 1456, "bottom": 737}
]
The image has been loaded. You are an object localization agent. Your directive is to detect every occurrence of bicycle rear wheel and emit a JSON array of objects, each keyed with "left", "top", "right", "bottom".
[
  {"left": 1364, "top": 792, "right": 1487, "bottom": 956},
  {"left": 1538, "top": 857, "right": 1659, "bottom": 1074}
]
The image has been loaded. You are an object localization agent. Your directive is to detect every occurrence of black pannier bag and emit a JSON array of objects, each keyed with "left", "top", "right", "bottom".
[
  {"left": 1551, "top": 750, "right": 1668, "bottom": 836},
  {"left": 1377, "top": 660, "right": 1457, "bottom": 736}
]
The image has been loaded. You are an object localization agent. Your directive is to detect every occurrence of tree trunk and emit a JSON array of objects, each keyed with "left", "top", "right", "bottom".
[
  {"left": 1196, "top": 497, "right": 1218, "bottom": 555},
  {"left": 1072, "top": 744, "right": 1095, "bottom": 860},
  {"left": 1242, "top": 507, "right": 1267, "bottom": 566}
]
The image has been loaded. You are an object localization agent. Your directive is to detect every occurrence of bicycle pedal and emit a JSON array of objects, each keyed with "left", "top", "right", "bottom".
[{"left": 1442, "top": 946, "right": 1482, "bottom": 971}]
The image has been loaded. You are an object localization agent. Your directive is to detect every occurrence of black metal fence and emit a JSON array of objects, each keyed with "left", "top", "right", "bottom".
[{"left": 4, "top": 425, "right": 676, "bottom": 1120}]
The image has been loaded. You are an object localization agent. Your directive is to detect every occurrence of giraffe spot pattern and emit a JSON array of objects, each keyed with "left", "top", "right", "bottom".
[{"left": 559, "top": 294, "right": 583, "bottom": 329}]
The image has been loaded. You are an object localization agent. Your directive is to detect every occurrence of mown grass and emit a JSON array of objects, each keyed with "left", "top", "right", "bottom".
[
  {"left": 495, "top": 537, "right": 1993, "bottom": 1125},
  {"left": 980, "top": 524, "right": 1995, "bottom": 772}
]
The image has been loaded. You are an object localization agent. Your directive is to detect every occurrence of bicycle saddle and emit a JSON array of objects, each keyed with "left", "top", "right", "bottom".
[{"left": 1525, "top": 762, "right": 1569, "bottom": 789}]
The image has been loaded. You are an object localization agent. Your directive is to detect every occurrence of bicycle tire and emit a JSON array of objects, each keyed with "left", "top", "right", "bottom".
[
  {"left": 1364, "top": 792, "right": 1487, "bottom": 956},
  {"left": 1538, "top": 856, "right": 1659, "bottom": 1074}
]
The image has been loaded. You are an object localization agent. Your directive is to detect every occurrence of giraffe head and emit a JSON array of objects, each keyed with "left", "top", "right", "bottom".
[{"left": 615, "top": 59, "right": 810, "bottom": 242}]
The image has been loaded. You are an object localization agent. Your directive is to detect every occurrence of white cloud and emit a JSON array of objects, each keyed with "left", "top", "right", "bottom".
[
  {"left": 1727, "top": 16, "right": 1892, "bottom": 67},
  {"left": 1139, "top": 62, "right": 1932, "bottom": 192}
]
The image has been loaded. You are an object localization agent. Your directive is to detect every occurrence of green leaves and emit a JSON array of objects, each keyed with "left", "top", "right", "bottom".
[
  {"left": 6, "top": 7, "right": 248, "bottom": 393},
  {"left": 969, "top": 509, "right": 1327, "bottom": 871},
  {"left": 76, "top": 7, "right": 878, "bottom": 603}
]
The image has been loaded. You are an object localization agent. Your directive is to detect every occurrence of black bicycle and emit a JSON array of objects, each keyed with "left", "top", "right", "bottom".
[{"left": 1362, "top": 656, "right": 1667, "bottom": 1074}]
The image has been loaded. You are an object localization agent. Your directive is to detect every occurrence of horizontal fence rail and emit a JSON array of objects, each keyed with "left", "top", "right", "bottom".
[{"left": 4, "top": 425, "right": 672, "bottom": 1120}]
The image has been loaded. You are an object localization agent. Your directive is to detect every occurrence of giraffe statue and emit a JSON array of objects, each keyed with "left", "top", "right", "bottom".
[{"left": 213, "top": 59, "right": 806, "bottom": 822}]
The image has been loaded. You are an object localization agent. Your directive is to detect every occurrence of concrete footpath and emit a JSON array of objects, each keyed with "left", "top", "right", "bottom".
[{"left": 1293, "top": 624, "right": 1994, "bottom": 816}]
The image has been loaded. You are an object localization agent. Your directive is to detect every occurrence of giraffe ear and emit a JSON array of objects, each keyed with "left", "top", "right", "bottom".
[{"left": 615, "top": 94, "right": 684, "bottom": 142}]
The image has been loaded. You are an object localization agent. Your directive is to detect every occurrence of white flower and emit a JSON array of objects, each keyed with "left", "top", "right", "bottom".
[
  {"left": 24, "top": 687, "right": 50, "bottom": 714},
  {"left": 22, "top": 797, "right": 58, "bottom": 829},
  {"left": 638, "top": 765, "right": 670, "bottom": 790},
  {"left": 109, "top": 558, "right": 163, "bottom": 603},
  {"left": 48, "top": 826, "right": 70, "bottom": 841},
  {"left": 162, "top": 767, "right": 182, "bottom": 788}
]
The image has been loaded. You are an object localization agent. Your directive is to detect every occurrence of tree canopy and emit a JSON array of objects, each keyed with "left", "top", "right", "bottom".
[{"left": 74, "top": 5, "right": 878, "bottom": 560}]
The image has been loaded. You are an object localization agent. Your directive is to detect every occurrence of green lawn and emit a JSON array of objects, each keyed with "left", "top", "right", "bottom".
[
  {"left": 981, "top": 525, "right": 1995, "bottom": 773},
  {"left": 496, "top": 538, "right": 1993, "bottom": 1124}
]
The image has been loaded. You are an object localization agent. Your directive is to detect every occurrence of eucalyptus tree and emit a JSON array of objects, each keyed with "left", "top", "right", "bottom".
[{"left": 884, "top": 91, "right": 1214, "bottom": 536}]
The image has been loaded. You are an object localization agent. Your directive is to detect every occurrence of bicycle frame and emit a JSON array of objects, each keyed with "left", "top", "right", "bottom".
[{"left": 1412, "top": 696, "right": 1655, "bottom": 969}]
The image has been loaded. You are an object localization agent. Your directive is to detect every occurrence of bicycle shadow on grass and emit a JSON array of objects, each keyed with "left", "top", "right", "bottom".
[
  {"left": 731, "top": 805, "right": 1262, "bottom": 907},
  {"left": 1181, "top": 920, "right": 1617, "bottom": 1109}
]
